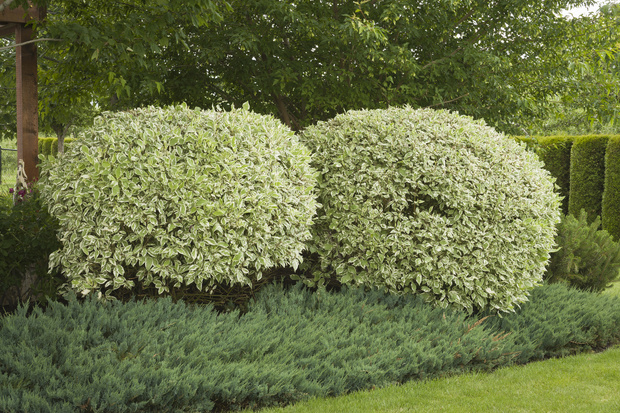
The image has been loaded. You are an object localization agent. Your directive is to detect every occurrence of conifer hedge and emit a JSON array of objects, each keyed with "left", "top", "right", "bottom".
[
  {"left": 38, "top": 137, "right": 53, "bottom": 156},
  {"left": 602, "top": 137, "right": 620, "bottom": 241},
  {"left": 1, "top": 283, "right": 619, "bottom": 412},
  {"left": 535, "top": 136, "right": 573, "bottom": 215},
  {"left": 37, "top": 137, "right": 75, "bottom": 157},
  {"left": 568, "top": 136, "right": 609, "bottom": 222}
]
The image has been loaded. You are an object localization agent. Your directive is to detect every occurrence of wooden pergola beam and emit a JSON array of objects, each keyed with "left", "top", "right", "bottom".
[
  {"left": 0, "top": 22, "right": 16, "bottom": 37},
  {"left": 15, "top": 23, "right": 38, "bottom": 181},
  {"left": 1, "top": 3, "right": 45, "bottom": 183},
  {"left": 0, "top": 4, "right": 43, "bottom": 23}
]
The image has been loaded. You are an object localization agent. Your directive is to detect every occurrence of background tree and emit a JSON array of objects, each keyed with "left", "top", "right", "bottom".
[
  {"left": 37, "top": 44, "right": 99, "bottom": 152},
  {"left": 0, "top": 37, "right": 16, "bottom": 141},
  {"left": 532, "top": 2, "right": 620, "bottom": 135},
  {"left": 5, "top": 0, "right": 230, "bottom": 141},
  {"left": 147, "top": 0, "right": 608, "bottom": 133},
  {"left": 6, "top": 0, "right": 617, "bottom": 135}
]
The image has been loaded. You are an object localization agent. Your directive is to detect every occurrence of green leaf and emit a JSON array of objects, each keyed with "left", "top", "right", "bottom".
[{"left": 145, "top": 256, "right": 154, "bottom": 270}]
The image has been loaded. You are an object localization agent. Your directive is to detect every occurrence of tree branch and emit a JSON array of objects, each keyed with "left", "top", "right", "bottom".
[
  {"left": 272, "top": 93, "right": 300, "bottom": 131},
  {"left": 425, "top": 93, "right": 470, "bottom": 108},
  {"left": 0, "top": 37, "right": 63, "bottom": 51},
  {"left": 421, "top": 31, "right": 483, "bottom": 71},
  {"left": 452, "top": 7, "right": 476, "bottom": 32},
  {"left": 40, "top": 54, "right": 61, "bottom": 63},
  {"left": 332, "top": 0, "right": 339, "bottom": 19},
  {"left": 272, "top": 92, "right": 292, "bottom": 129},
  {"left": 0, "top": 0, "right": 15, "bottom": 13},
  {"left": 207, "top": 82, "right": 235, "bottom": 103},
  {"left": 421, "top": 47, "right": 462, "bottom": 70}
]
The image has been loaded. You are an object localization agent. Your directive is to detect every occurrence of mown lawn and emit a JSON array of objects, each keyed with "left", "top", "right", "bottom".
[{"left": 607, "top": 280, "right": 620, "bottom": 297}]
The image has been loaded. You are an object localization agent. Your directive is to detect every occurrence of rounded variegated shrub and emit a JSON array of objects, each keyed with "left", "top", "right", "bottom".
[
  {"left": 40, "top": 104, "right": 317, "bottom": 297},
  {"left": 300, "top": 107, "right": 561, "bottom": 312}
]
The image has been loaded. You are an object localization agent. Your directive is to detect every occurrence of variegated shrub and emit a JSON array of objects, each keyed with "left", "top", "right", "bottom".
[
  {"left": 40, "top": 104, "right": 318, "bottom": 297},
  {"left": 300, "top": 107, "right": 561, "bottom": 313}
]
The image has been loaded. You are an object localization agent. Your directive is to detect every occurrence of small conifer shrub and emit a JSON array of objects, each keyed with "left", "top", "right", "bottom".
[
  {"left": 545, "top": 210, "right": 620, "bottom": 292},
  {"left": 485, "top": 282, "right": 620, "bottom": 362},
  {"left": 300, "top": 107, "right": 561, "bottom": 312},
  {"left": 39, "top": 104, "right": 318, "bottom": 297},
  {"left": 1, "top": 282, "right": 620, "bottom": 412}
]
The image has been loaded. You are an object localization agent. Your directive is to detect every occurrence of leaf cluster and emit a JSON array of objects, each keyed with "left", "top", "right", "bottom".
[
  {"left": 40, "top": 0, "right": 229, "bottom": 100},
  {"left": 164, "top": 0, "right": 605, "bottom": 133},
  {"left": 1, "top": 282, "right": 619, "bottom": 412},
  {"left": 300, "top": 107, "right": 561, "bottom": 313},
  {"left": 0, "top": 186, "right": 63, "bottom": 307},
  {"left": 536, "top": 3, "right": 620, "bottom": 135},
  {"left": 3, "top": 0, "right": 231, "bottom": 137}
]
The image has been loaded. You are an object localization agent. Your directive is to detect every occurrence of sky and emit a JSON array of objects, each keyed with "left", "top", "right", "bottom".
[{"left": 563, "top": 1, "right": 609, "bottom": 17}]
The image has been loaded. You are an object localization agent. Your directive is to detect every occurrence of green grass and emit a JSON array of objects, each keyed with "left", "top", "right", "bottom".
[
  {"left": 607, "top": 280, "right": 620, "bottom": 297},
  {"left": 0, "top": 136, "right": 53, "bottom": 194},
  {"left": 250, "top": 284, "right": 620, "bottom": 413},
  {"left": 0, "top": 138, "right": 17, "bottom": 194}
]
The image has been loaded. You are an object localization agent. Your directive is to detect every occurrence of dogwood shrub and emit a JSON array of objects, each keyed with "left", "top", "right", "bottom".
[
  {"left": 300, "top": 107, "right": 561, "bottom": 312},
  {"left": 40, "top": 104, "right": 317, "bottom": 297}
]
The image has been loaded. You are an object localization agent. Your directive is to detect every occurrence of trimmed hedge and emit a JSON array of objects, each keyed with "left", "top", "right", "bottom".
[
  {"left": 602, "top": 137, "right": 620, "bottom": 241},
  {"left": 37, "top": 137, "right": 75, "bottom": 157},
  {"left": 1, "top": 282, "right": 619, "bottom": 412},
  {"left": 38, "top": 138, "right": 53, "bottom": 157},
  {"left": 535, "top": 136, "right": 574, "bottom": 215},
  {"left": 568, "top": 136, "right": 609, "bottom": 222},
  {"left": 51, "top": 138, "right": 74, "bottom": 155}
]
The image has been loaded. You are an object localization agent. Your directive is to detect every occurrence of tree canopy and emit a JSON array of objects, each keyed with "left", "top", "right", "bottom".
[
  {"left": 2, "top": 0, "right": 619, "bottom": 136},
  {"left": 3, "top": 0, "right": 230, "bottom": 139},
  {"left": 534, "top": 2, "right": 620, "bottom": 134},
  {"left": 0, "top": 36, "right": 15, "bottom": 141}
]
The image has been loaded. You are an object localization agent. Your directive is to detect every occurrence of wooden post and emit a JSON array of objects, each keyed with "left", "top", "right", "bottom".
[{"left": 15, "top": 23, "right": 38, "bottom": 182}]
